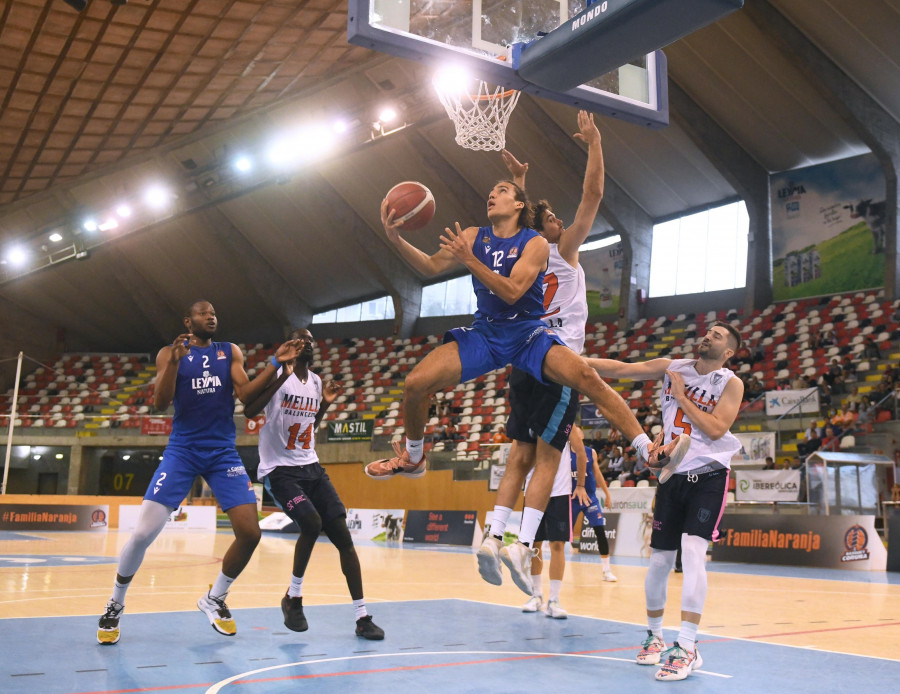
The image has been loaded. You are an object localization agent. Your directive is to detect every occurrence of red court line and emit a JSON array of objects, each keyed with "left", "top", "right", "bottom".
[{"left": 744, "top": 621, "right": 900, "bottom": 640}]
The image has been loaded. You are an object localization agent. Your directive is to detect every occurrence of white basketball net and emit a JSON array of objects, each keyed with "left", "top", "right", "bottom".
[{"left": 433, "top": 79, "right": 520, "bottom": 152}]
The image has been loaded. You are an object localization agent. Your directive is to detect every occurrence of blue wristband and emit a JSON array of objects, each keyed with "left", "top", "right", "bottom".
[{"left": 270, "top": 355, "right": 280, "bottom": 368}]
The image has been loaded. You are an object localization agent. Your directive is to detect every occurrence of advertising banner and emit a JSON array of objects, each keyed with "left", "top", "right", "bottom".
[
  {"left": 119, "top": 505, "right": 216, "bottom": 532},
  {"left": 141, "top": 417, "right": 172, "bottom": 435},
  {"left": 244, "top": 415, "right": 265, "bottom": 435},
  {"left": 771, "top": 153, "right": 885, "bottom": 301},
  {"left": 734, "top": 469, "right": 801, "bottom": 501},
  {"left": 575, "top": 512, "right": 655, "bottom": 558},
  {"left": 712, "top": 514, "right": 886, "bottom": 570},
  {"left": 765, "top": 388, "right": 819, "bottom": 416},
  {"left": 326, "top": 419, "right": 374, "bottom": 442},
  {"left": 0, "top": 503, "right": 110, "bottom": 531},
  {"left": 403, "top": 510, "right": 477, "bottom": 545},
  {"left": 345, "top": 508, "right": 405, "bottom": 542},
  {"left": 609, "top": 487, "right": 656, "bottom": 514},
  {"left": 581, "top": 239, "right": 624, "bottom": 316},
  {"left": 732, "top": 432, "right": 777, "bottom": 467}
]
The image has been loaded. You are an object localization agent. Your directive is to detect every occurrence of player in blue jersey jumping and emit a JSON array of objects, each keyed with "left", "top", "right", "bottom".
[
  {"left": 364, "top": 180, "right": 689, "bottom": 568},
  {"left": 97, "top": 300, "right": 302, "bottom": 645}
]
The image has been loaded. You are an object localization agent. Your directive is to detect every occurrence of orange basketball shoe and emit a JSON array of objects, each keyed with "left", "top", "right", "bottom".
[
  {"left": 365, "top": 440, "right": 427, "bottom": 480},
  {"left": 646, "top": 433, "right": 691, "bottom": 484}
]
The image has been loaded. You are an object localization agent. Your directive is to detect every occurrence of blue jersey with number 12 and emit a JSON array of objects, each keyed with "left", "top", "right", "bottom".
[{"left": 471, "top": 225, "right": 545, "bottom": 321}]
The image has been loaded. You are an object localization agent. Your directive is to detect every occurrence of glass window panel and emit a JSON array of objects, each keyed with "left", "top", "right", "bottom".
[
  {"left": 312, "top": 309, "right": 336, "bottom": 324},
  {"left": 649, "top": 219, "right": 679, "bottom": 297},
  {"left": 335, "top": 304, "right": 362, "bottom": 322}
]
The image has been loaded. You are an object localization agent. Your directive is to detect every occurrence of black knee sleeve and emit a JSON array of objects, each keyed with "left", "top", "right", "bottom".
[{"left": 594, "top": 526, "right": 610, "bottom": 556}]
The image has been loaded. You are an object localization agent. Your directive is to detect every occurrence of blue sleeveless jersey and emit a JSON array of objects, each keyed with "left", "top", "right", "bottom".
[
  {"left": 168, "top": 341, "right": 236, "bottom": 447},
  {"left": 571, "top": 446, "right": 598, "bottom": 497},
  {"left": 471, "top": 225, "right": 545, "bottom": 321}
]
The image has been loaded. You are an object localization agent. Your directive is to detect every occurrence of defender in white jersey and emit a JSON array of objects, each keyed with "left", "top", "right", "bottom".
[
  {"left": 245, "top": 327, "right": 384, "bottom": 641},
  {"left": 588, "top": 321, "right": 744, "bottom": 682},
  {"left": 477, "top": 112, "right": 688, "bottom": 595}
]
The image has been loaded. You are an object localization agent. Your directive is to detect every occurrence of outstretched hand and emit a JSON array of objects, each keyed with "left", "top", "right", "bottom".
[
  {"left": 169, "top": 333, "right": 197, "bottom": 362},
  {"left": 573, "top": 109, "right": 600, "bottom": 147},
  {"left": 322, "top": 379, "right": 343, "bottom": 404},
  {"left": 381, "top": 197, "right": 406, "bottom": 244},
  {"left": 274, "top": 339, "right": 303, "bottom": 365},
  {"left": 439, "top": 223, "right": 474, "bottom": 264},
  {"left": 501, "top": 149, "right": 528, "bottom": 180}
]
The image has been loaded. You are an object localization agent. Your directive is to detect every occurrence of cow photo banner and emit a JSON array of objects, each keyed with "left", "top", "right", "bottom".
[{"left": 771, "top": 153, "right": 885, "bottom": 301}]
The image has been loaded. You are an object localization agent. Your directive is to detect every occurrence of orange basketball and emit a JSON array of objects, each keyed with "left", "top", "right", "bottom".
[{"left": 385, "top": 181, "right": 436, "bottom": 230}]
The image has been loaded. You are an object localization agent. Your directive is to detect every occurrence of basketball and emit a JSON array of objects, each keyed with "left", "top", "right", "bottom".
[{"left": 384, "top": 181, "right": 435, "bottom": 230}]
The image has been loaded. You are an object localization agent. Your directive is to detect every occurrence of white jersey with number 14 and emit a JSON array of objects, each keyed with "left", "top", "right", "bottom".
[{"left": 257, "top": 370, "right": 321, "bottom": 479}]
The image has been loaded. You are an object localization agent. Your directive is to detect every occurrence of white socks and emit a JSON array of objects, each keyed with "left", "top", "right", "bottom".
[
  {"left": 648, "top": 615, "right": 664, "bottom": 638},
  {"left": 210, "top": 571, "right": 235, "bottom": 599},
  {"left": 353, "top": 598, "right": 368, "bottom": 620},
  {"left": 549, "top": 579, "right": 562, "bottom": 602},
  {"left": 111, "top": 580, "right": 129, "bottom": 606},
  {"left": 678, "top": 621, "right": 699, "bottom": 651},
  {"left": 631, "top": 433, "right": 651, "bottom": 461},
  {"left": 518, "top": 507, "right": 544, "bottom": 546},
  {"left": 490, "top": 506, "right": 513, "bottom": 539},
  {"left": 288, "top": 574, "right": 304, "bottom": 598},
  {"left": 406, "top": 438, "right": 425, "bottom": 463}
]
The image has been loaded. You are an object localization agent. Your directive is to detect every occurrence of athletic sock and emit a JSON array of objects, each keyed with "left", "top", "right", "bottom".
[
  {"left": 490, "top": 506, "right": 513, "bottom": 540},
  {"left": 631, "top": 433, "right": 651, "bottom": 461},
  {"left": 111, "top": 580, "right": 129, "bottom": 605},
  {"left": 406, "top": 438, "right": 425, "bottom": 464},
  {"left": 601, "top": 556, "right": 611, "bottom": 571},
  {"left": 648, "top": 615, "right": 664, "bottom": 639},
  {"left": 518, "top": 507, "right": 544, "bottom": 546},
  {"left": 531, "top": 574, "right": 543, "bottom": 596},
  {"left": 678, "top": 621, "right": 699, "bottom": 652},
  {"left": 209, "top": 571, "right": 235, "bottom": 600},
  {"left": 549, "top": 579, "right": 562, "bottom": 602},
  {"left": 288, "top": 574, "right": 304, "bottom": 598},
  {"left": 353, "top": 598, "right": 367, "bottom": 620}
]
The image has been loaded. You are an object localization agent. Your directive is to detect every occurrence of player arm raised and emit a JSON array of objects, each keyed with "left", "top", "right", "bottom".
[
  {"left": 153, "top": 333, "right": 195, "bottom": 411},
  {"left": 314, "top": 379, "right": 342, "bottom": 428},
  {"left": 243, "top": 364, "right": 293, "bottom": 419},
  {"left": 381, "top": 198, "right": 461, "bottom": 276},
  {"left": 586, "top": 357, "right": 672, "bottom": 382},
  {"left": 667, "top": 369, "right": 744, "bottom": 440},
  {"left": 441, "top": 222, "right": 550, "bottom": 305},
  {"left": 231, "top": 340, "right": 302, "bottom": 405},
  {"left": 557, "top": 111, "right": 604, "bottom": 264}
]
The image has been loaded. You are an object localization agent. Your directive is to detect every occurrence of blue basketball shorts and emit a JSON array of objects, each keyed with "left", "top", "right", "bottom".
[
  {"left": 572, "top": 494, "right": 605, "bottom": 528},
  {"left": 444, "top": 316, "right": 565, "bottom": 384},
  {"left": 144, "top": 444, "right": 257, "bottom": 511}
]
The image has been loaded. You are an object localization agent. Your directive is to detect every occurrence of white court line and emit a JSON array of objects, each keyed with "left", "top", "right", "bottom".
[{"left": 206, "top": 650, "right": 732, "bottom": 692}]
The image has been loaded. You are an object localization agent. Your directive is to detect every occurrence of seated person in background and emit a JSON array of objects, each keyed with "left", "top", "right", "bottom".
[
  {"left": 790, "top": 374, "right": 808, "bottom": 391},
  {"left": 763, "top": 456, "right": 775, "bottom": 470},
  {"left": 831, "top": 408, "right": 856, "bottom": 429},
  {"left": 644, "top": 404, "right": 661, "bottom": 426},
  {"left": 492, "top": 425, "right": 511, "bottom": 444},
  {"left": 841, "top": 356, "right": 857, "bottom": 382},
  {"left": 744, "top": 375, "right": 765, "bottom": 400},
  {"left": 820, "top": 426, "right": 841, "bottom": 451},
  {"left": 862, "top": 337, "right": 882, "bottom": 360},
  {"left": 843, "top": 387, "right": 867, "bottom": 413},
  {"left": 625, "top": 454, "right": 653, "bottom": 484},
  {"left": 797, "top": 426, "right": 822, "bottom": 456},
  {"left": 603, "top": 445, "right": 625, "bottom": 483}
]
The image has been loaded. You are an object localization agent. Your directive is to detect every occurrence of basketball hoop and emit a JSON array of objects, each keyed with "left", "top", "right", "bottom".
[{"left": 433, "top": 78, "right": 520, "bottom": 152}]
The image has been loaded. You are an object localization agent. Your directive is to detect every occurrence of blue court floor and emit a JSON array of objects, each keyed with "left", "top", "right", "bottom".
[{"left": 2, "top": 598, "right": 897, "bottom": 694}]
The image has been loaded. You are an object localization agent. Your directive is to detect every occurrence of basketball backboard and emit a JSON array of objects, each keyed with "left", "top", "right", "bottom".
[{"left": 348, "top": 0, "right": 669, "bottom": 128}]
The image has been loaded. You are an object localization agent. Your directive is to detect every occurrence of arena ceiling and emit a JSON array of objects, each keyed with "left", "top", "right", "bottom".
[{"left": 0, "top": 0, "right": 897, "bottom": 359}]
